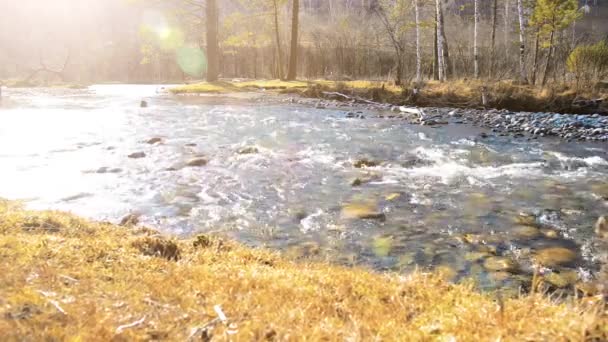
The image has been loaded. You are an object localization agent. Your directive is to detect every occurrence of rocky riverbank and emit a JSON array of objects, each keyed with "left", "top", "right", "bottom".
[{"left": 272, "top": 94, "right": 608, "bottom": 142}]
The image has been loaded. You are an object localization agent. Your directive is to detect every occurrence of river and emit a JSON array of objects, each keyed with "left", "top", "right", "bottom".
[{"left": 1, "top": 85, "right": 607, "bottom": 292}]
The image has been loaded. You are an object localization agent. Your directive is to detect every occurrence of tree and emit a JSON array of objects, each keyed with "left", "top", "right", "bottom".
[
  {"left": 414, "top": 0, "right": 422, "bottom": 83},
  {"left": 272, "top": 0, "right": 285, "bottom": 80},
  {"left": 517, "top": 0, "right": 528, "bottom": 83},
  {"left": 489, "top": 0, "right": 498, "bottom": 78},
  {"left": 287, "top": 0, "right": 300, "bottom": 80},
  {"left": 206, "top": 0, "right": 220, "bottom": 82},
  {"left": 436, "top": 0, "right": 449, "bottom": 81},
  {"left": 473, "top": 0, "right": 480, "bottom": 79},
  {"left": 530, "top": 0, "right": 580, "bottom": 86}
]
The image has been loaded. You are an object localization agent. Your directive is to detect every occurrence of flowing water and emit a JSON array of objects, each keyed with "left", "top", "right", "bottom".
[{"left": 1, "top": 85, "right": 607, "bottom": 291}]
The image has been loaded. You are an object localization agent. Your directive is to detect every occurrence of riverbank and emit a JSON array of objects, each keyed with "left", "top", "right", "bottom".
[
  {"left": 171, "top": 79, "right": 608, "bottom": 115},
  {"left": 172, "top": 79, "right": 608, "bottom": 142},
  {"left": 0, "top": 200, "right": 606, "bottom": 340}
]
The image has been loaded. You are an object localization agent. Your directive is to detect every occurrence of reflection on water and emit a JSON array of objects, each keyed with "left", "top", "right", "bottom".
[{"left": 1, "top": 85, "right": 607, "bottom": 291}]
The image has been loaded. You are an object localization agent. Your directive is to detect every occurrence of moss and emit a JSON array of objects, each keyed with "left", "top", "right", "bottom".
[{"left": 0, "top": 201, "right": 606, "bottom": 340}]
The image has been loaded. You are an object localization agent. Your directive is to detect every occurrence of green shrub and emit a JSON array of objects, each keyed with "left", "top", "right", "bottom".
[{"left": 567, "top": 40, "right": 608, "bottom": 87}]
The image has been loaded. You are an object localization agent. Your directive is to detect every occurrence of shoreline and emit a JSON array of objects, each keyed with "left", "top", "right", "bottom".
[
  {"left": 0, "top": 200, "right": 606, "bottom": 339},
  {"left": 171, "top": 80, "right": 608, "bottom": 142}
]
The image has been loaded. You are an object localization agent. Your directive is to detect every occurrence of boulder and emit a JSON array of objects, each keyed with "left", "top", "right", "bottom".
[
  {"left": 353, "top": 159, "right": 380, "bottom": 168},
  {"left": 146, "top": 137, "right": 163, "bottom": 144},
  {"left": 595, "top": 216, "right": 608, "bottom": 239},
  {"left": 341, "top": 203, "right": 385, "bottom": 221},
  {"left": 186, "top": 158, "right": 208, "bottom": 167},
  {"left": 534, "top": 247, "right": 578, "bottom": 267},
  {"left": 128, "top": 152, "right": 146, "bottom": 159}
]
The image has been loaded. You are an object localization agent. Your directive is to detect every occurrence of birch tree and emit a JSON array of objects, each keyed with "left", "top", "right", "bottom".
[
  {"left": 414, "top": 0, "right": 422, "bottom": 83},
  {"left": 286, "top": 0, "right": 299, "bottom": 80},
  {"left": 517, "top": 0, "right": 528, "bottom": 83},
  {"left": 473, "top": 0, "right": 480, "bottom": 79},
  {"left": 436, "top": 0, "right": 448, "bottom": 81},
  {"left": 206, "top": 0, "right": 220, "bottom": 82}
]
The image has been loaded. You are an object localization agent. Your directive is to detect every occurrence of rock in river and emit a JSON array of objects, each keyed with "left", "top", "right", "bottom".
[
  {"left": 341, "top": 203, "right": 386, "bottom": 221},
  {"left": 595, "top": 216, "right": 608, "bottom": 239},
  {"left": 237, "top": 146, "right": 260, "bottom": 155},
  {"left": 483, "top": 256, "right": 518, "bottom": 272},
  {"left": 128, "top": 152, "right": 146, "bottom": 159},
  {"left": 186, "top": 158, "right": 208, "bottom": 167},
  {"left": 534, "top": 247, "right": 578, "bottom": 267},
  {"left": 353, "top": 159, "right": 380, "bottom": 168},
  {"left": 513, "top": 225, "right": 541, "bottom": 239},
  {"left": 146, "top": 137, "right": 163, "bottom": 144}
]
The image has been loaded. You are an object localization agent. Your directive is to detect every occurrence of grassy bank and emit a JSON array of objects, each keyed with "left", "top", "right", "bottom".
[
  {"left": 0, "top": 200, "right": 606, "bottom": 340},
  {"left": 172, "top": 79, "right": 608, "bottom": 114}
]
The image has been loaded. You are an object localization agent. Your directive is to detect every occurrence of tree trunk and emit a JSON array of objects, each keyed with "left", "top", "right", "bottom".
[
  {"left": 474, "top": 0, "right": 480, "bottom": 79},
  {"left": 287, "top": 0, "right": 299, "bottom": 80},
  {"left": 414, "top": 0, "right": 422, "bottom": 83},
  {"left": 436, "top": 0, "right": 448, "bottom": 81},
  {"left": 273, "top": 0, "right": 285, "bottom": 80},
  {"left": 504, "top": 0, "right": 510, "bottom": 54},
  {"left": 541, "top": 29, "right": 555, "bottom": 86},
  {"left": 516, "top": 0, "right": 527, "bottom": 83},
  {"left": 433, "top": 8, "right": 439, "bottom": 80},
  {"left": 206, "top": 0, "right": 220, "bottom": 82},
  {"left": 489, "top": 0, "right": 498, "bottom": 79},
  {"left": 531, "top": 27, "right": 540, "bottom": 85}
]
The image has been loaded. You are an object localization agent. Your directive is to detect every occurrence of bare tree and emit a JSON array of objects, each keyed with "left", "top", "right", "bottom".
[
  {"left": 206, "top": 0, "right": 220, "bottom": 82},
  {"left": 517, "top": 0, "right": 528, "bottom": 83},
  {"left": 273, "top": 0, "right": 285, "bottom": 80},
  {"left": 489, "top": 0, "right": 498, "bottom": 78},
  {"left": 414, "top": 0, "right": 422, "bottom": 83},
  {"left": 436, "top": 0, "right": 448, "bottom": 81},
  {"left": 474, "top": 0, "right": 480, "bottom": 78},
  {"left": 287, "top": 0, "right": 300, "bottom": 80}
]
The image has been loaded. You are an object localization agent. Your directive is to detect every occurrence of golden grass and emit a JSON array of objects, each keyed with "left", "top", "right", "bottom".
[
  {"left": 171, "top": 80, "right": 312, "bottom": 94},
  {"left": 0, "top": 199, "right": 606, "bottom": 340},
  {"left": 171, "top": 79, "right": 607, "bottom": 114}
]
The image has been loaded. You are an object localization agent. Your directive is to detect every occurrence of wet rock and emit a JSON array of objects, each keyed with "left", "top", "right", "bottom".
[
  {"left": 185, "top": 158, "right": 208, "bottom": 167},
  {"left": 341, "top": 203, "right": 386, "bottom": 221},
  {"left": 385, "top": 193, "right": 401, "bottom": 201},
  {"left": 120, "top": 213, "right": 140, "bottom": 226},
  {"left": 483, "top": 256, "right": 518, "bottom": 272},
  {"left": 237, "top": 146, "right": 259, "bottom": 155},
  {"left": 353, "top": 159, "right": 380, "bottom": 168},
  {"left": 513, "top": 225, "right": 541, "bottom": 239},
  {"left": 140, "top": 100, "right": 148, "bottom": 108},
  {"left": 184, "top": 143, "right": 197, "bottom": 147},
  {"left": 540, "top": 229, "right": 560, "bottom": 239},
  {"left": 543, "top": 270, "right": 578, "bottom": 288},
  {"left": 96, "top": 167, "right": 122, "bottom": 174},
  {"left": 490, "top": 271, "right": 512, "bottom": 282},
  {"left": 513, "top": 212, "right": 537, "bottom": 226},
  {"left": 464, "top": 251, "right": 489, "bottom": 262},
  {"left": 351, "top": 173, "right": 382, "bottom": 186},
  {"left": 595, "top": 216, "right": 608, "bottom": 239},
  {"left": 534, "top": 247, "right": 578, "bottom": 267},
  {"left": 146, "top": 137, "right": 163, "bottom": 144},
  {"left": 128, "top": 152, "right": 146, "bottom": 159}
]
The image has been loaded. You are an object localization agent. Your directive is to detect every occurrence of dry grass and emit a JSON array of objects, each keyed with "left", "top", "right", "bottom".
[
  {"left": 0, "top": 199, "right": 606, "bottom": 341},
  {"left": 171, "top": 80, "right": 313, "bottom": 94},
  {"left": 171, "top": 79, "right": 607, "bottom": 114}
]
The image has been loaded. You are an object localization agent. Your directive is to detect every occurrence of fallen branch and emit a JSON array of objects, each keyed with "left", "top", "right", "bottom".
[
  {"left": 116, "top": 316, "right": 146, "bottom": 334},
  {"left": 321, "top": 91, "right": 382, "bottom": 106}
]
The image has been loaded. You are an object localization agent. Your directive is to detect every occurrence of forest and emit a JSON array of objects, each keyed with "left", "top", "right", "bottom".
[{"left": 1, "top": 0, "right": 607, "bottom": 88}]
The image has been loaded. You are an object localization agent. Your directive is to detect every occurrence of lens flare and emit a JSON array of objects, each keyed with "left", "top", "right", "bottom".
[{"left": 177, "top": 47, "right": 207, "bottom": 77}]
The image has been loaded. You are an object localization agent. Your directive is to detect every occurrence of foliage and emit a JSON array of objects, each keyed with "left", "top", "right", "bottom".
[
  {"left": 567, "top": 40, "right": 608, "bottom": 85},
  {"left": 0, "top": 200, "right": 607, "bottom": 340},
  {"left": 530, "top": 0, "right": 581, "bottom": 47}
]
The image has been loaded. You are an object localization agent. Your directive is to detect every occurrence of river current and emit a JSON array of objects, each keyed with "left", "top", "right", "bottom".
[{"left": 1, "top": 85, "right": 607, "bottom": 291}]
